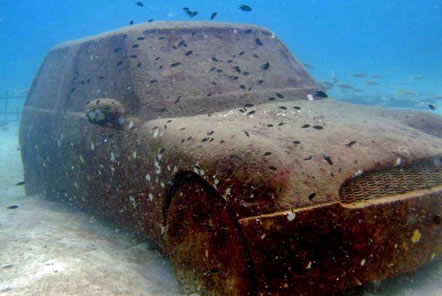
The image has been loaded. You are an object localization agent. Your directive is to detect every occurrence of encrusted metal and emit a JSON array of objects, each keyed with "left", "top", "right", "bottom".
[{"left": 340, "top": 157, "right": 442, "bottom": 203}]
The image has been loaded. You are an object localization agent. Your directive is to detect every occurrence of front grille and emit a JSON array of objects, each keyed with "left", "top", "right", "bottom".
[{"left": 339, "top": 157, "right": 442, "bottom": 203}]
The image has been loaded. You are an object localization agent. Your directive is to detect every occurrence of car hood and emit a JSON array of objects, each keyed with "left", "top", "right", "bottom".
[{"left": 138, "top": 98, "right": 442, "bottom": 218}]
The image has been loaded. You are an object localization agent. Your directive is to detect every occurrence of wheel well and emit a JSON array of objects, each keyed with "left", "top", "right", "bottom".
[{"left": 163, "top": 171, "right": 216, "bottom": 225}]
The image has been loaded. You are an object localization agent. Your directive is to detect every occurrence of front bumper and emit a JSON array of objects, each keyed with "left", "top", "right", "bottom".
[{"left": 239, "top": 186, "right": 441, "bottom": 296}]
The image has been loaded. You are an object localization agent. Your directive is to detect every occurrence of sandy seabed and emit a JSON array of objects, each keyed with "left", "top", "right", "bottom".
[{"left": 0, "top": 123, "right": 440, "bottom": 296}]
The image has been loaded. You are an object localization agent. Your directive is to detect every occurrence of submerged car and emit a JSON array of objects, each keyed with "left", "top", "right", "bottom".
[{"left": 19, "top": 22, "right": 441, "bottom": 296}]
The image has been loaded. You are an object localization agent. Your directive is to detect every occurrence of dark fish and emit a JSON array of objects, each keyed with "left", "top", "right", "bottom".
[
  {"left": 276, "top": 93, "right": 284, "bottom": 98},
  {"left": 170, "top": 62, "right": 181, "bottom": 67},
  {"left": 308, "top": 193, "right": 316, "bottom": 200},
  {"left": 303, "top": 63, "right": 315, "bottom": 69},
  {"left": 137, "top": 62, "right": 142, "bottom": 68},
  {"left": 113, "top": 48, "right": 121, "bottom": 53},
  {"left": 186, "top": 10, "right": 198, "bottom": 18},
  {"left": 428, "top": 104, "right": 436, "bottom": 111},
  {"left": 346, "top": 140, "right": 357, "bottom": 147},
  {"left": 322, "top": 155, "right": 333, "bottom": 165},
  {"left": 312, "top": 125, "right": 323, "bottom": 130},
  {"left": 135, "top": 1, "right": 144, "bottom": 7},
  {"left": 117, "top": 60, "right": 124, "bottom": 66},
  {"left": 132, "top": 44, "right": 139, "bottom": 48},
  {"left": 210, "top": 12, "right": 218, "bottom": 20},
  {"left": 130, "top": 55, "right": 138, "bottom": 58},
  {"left": 247, "top": 110, "right": 256, "bottom": 115},
  {"left": 279, "top": 106, "right": 287, "bottom": 110},
  {"left": 255, "top": 38, "right": 263, "bottom": 46},
  {"left": 129, "top": 20, "right": 134, "bottom": 25},
  {"left": 245, "top": 103, "right": 254, "bottom": 107},
  {"left": 148, "top": 19, "right": 153, "bottom": 23},
  {"left": 239, "top": 51, "right": 245, "bottom": 56},
  {"left": 244, "top": 131, "right": 250, "bottom": 137},
  {"left": 233, "top": 66, "right": 241, "bottom": 73},
  {"left": 183, "top": 7, "right": 189, "bottom": 11},
  {"left": 260, "top": 62, "right": 270, "bottom": 71},
  {"left": 137, "top": 37, "right": 145, "bottom": 40},
  {"left": 263, "top": 152, "right": 272, "bottom": 156},
  {"left": 7, "top": 205, "right": 18, "bottom": 209},
  {"left": 244, "top": 29, "right": 252, "bottom": 34},
  {"left": 304, "top": 155, "right": 313, "bottom": 160},
  {"left": 293, "top": 106, "right": 301, "bottom": 110},
  {"left": 15, "top": 181, "right": 25, "bottom": 186},
  {"left": 178, "top": 40, "right": 186, "bottom": 47},
  {"left": 239, "top": 5, "right": 252, "bottom": 11},
  {"left": 185, "top": 50, "right": 193, "bottom": 56},
  {"left": 293, "top": 140, "right": 301, "bottom": 144},
  {"left": 301, "top": 124, "right": 310, "bottom": 128},
  {"left": 314, "top": 90, "right": 328, "bottom": 98}
]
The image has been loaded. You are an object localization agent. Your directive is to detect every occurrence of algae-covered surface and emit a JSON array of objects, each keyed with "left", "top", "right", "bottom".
[{"left": 0, "top": 123, "right": 440, "bottom": 296}]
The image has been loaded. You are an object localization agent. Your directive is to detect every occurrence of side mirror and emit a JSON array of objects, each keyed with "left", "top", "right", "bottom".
[{"left": 86, "top": 98, "right": 125, "bottom": 129}]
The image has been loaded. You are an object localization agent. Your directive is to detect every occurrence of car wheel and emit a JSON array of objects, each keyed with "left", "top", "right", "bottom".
[{"left": 166, "top": 177, "right": 255, "bottom": 296}]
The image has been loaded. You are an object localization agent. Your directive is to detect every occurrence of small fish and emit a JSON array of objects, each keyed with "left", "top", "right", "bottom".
[
  {"left": 170, "top": 62, "right": 181, "bottom": 67},
  {"left": 148, "top": 19, "right": 153, "bottom": 23},
  {"left": 312, "top": 125, "right": 323, "bottom": 130},
  {"left": 428, "top": 104, "right": 436, "bottom": 111},
  {"left": 337, "top": 83, "right": 353, "bottom": 89},
  {"left": 364, "top": 80, "right": 379, "bottom": 86},
  {"left": 244, "top": 131, "right": 250, "bottom": 137},
  {"left": 322, "top": 155, "right": 333, "bottom": 165},
  {"left": 15, "top": 181, "right": 25, "bottom": 186},
  {"left": 239, "top": 5, "right": 252, "bottom": 11},
  {"left": 210, "top": 12, "right": 218, "bottom": 20},
  {"left": 301, "top": 124, "right": 310, "bottom": 128},
  {"left": 352, "top": 73, "right": 368, "bottom": 78},
  {"left": 185, "top": 50, "right": 193, "bottom": 56},
  {"left": 129, "top": 20, "right": 134, "bottom": 25},
  {"left": 314, "top": 90, "right": 328, "bottom": 98},
  {"left": 7, "top": 205, "right": 18, "bottom": 209},
  {"left": 260, "top": 62, "right": 270, "bottom": 71},
  {"left": 410, "top": 74, "right": 424, "bottom": 80},
  {"left": 186, "top": 10, "right": 198, "bottom": 18},
  {"left": 113, "top": 47, "right": 121, "bottom": 53},
  {"left": 135, "top": 1, "right": 144, "bottom": 7},
  {"left": 346, "top": 140, "right": 357, "bottom": 147},
  {"left": 255, "top": 38, "right": 263, "bottom": 46},
  {"left": 397, "top": 89, "right": 417, "bottom": 96},
  {"left": 116, "top": 60, "right": 123, "bottom": 66},
  {"left": 303, "top": 63, "right": 315, "bottom": 69}
]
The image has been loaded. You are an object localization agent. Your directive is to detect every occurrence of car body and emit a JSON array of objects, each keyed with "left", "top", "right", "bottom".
[{"left": 19, "top": 22, "right": 441, "bottom": 296}]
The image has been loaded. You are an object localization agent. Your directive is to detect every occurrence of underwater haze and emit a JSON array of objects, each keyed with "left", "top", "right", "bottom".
[
  {"left": 1, "top": 0, "right": 442, "bottom": 113},
  {"left": 1, "top": 1, "right": 442, "bottom": 296}
]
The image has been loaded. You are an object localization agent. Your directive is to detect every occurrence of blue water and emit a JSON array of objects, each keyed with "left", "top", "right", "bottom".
[{"left": 1, "top": 0, "right": 441, "bottom": 109}]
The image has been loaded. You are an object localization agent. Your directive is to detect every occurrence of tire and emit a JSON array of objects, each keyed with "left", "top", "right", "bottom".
[{"left": 166, "top": 177, "right": 255, "bottom": 296}]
